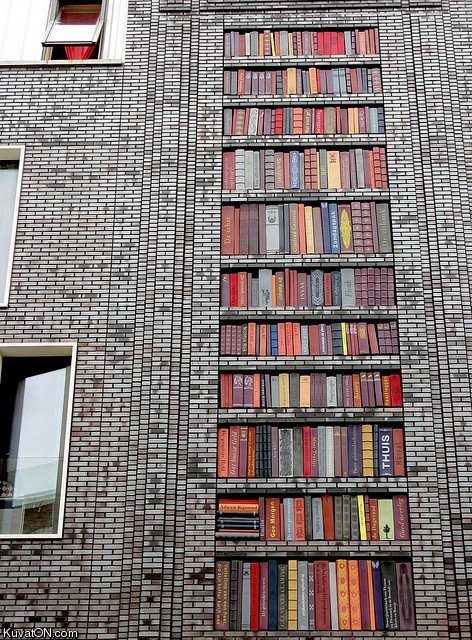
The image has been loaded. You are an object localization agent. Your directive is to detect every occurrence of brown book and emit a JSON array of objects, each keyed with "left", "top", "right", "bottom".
[
  {"left": 222, "top": 151, "right": 236, "bottom": 190},
  {"left": 321, "top": 495, "right": 335, "bottom": 539},
  {"left": 247, "top": 427, "right": 256, "bottom": 478},
  {"left": 214, "top": 561, "right": 231, "bottom": 630},
  {"left": 393, "top": 429, "right": 406, "bottom": 475},
  {"left": 221, "top": 206, "right": 235, "bottom": 255}
]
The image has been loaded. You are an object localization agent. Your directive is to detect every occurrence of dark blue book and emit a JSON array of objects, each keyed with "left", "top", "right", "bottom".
[
  {"left": 289, "top": 151, "right": 301, "bottom": 189},
  {"left": 348, "top": 424, "right": 362, "bottom": 476},
  {"left": 270, "top": 324, "right": 278, "bottom": 355},
  {"left": 328, "top": 203, "right": 341, "bottom": 253},
  {"left": 321, "top": 202, "right": 331, "bottom": 252},
  {"left": 268, "top": 560, "right": 278, "bottom": 630},
  {"left": 332, "top": 271, "right": 342, "bottom": 305},
  {"left": 372, "top": 561, "right": 385, "bottom": 630},
  {"left": 378, "top": 427, "right": 394, "bottom": 476}
]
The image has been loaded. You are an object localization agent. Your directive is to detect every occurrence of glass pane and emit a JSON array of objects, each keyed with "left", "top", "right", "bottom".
[
  {"left": 0, "top": 164, "right": 19, "bottom": 303},
  {"left": 46, "top": 21, "right": 99, "bottom": 44}
]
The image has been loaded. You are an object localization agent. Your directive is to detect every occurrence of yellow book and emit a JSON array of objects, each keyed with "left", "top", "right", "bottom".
[
  {"left": 287, "top": 68, "right": 297, "bottom": 94},
  {"left": 304, "top": 206, "right": 315, "bottom": 253},
  {"left": 288, "top": 560, "right": 298, "bottom": 630},
  {"left": 288, "top": 33, "right": 294, "bottom": 56},
  {"left": 339, "top": 205, "right": 352, "bottom": 252},
  {"left": 341, "top": 322, "right": 348, "bottom": 355},
  {"left": 358, "top": 495, "right": 367, "bottom": 540},
  {"left": 378, "top": 499, "right": 394, "bottom": 540},
  {"left": 299, "top": 375, "right": 311, "bottom": 407},
  {"left": 279, "top": 373, "right": 290, "bottom": 407},
  {"left": 308, "top": 67, "right": 317, "bottom": 94},
  {"left": 271, "top": 275, "right": 276, "bottom": 306},
  {"left": 270, "top": 32, "right": 276, "bottom": 56},
  {"left": 336, "top": 559, "right": 351, "bottom": 630},
  {"left": 348, "top": 108, "right": 355, "bottom": 134},
  {"left": 361, "top": 424, "right": 374, "bottom": 476},
  {"left": 327, "top": 150, "right": 341, "bottom": 189},
  {"left": 259, "top": 33, "right": 264, "bottom": 56}
]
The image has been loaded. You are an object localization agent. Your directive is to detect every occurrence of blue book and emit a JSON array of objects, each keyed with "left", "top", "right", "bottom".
[
  {"left": 332, "top": 271, "right": 342, "bottom": 305},
  {"left": 378, "top": 427, "right": 394, "bottom": 476},
  {"left": 348, "top": 424, "right": 362, "bottom": 476},
  {"left": 321, "top": 203, "right": 331, "bottom": 252},
  {"left": 268, "top": 560, "right": 278, "bottom": 630},
  {"left": 372, "top": 561, "right": 385, "bottom": 630},
  {"left": 270, "top": 324, "right": 278, "bottom": 355},
  {"left": 328, "top": 203, "right": 341, "bottom": 253},
  {"left": 289, "top": 151, "right": 301, "bottom": 189}
]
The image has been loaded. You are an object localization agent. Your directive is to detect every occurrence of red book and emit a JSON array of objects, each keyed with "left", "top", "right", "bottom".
[
  {"left": 238, "top": 426, "right": 248, "bottom": 476},
  {"left": 259, "top": 324, "right": 267, "bottom": 356},
  {"left": 265, "top": 497, "right": 281, "bottom": 541},
  {"left": 237, "top": 272, "right": 248, "bottom": 307},
  {"left": 321, "top": 495, "right": 335, "bottom": 539},
  {"left": 229, "top": 273, "right": 238, "bottom": 307},
  {"left": 220, "top": 373, "right": 232, "bottom": 408},
  {"left": 253, "top": 373, "right": 261, "bottom": 408},
  {"left": 390, "top": 374, "right": 403, "bottom": 406},
  {"left": 314, "top": 560, "right": 331, "bottom": 630},
  {"left": 393, "top": 494, "right": 410, "bottom": 540},
  {"left": 310, "top": 427, "right": 319, "bottom": 477},
  {"left": 285, "top": 322, "right": 294, "bottom": 355},
  {"left": 217, "top": 428, "right": 229, "bottom": 477},
  {"left": 222, "top": 151, "right": 236, "bottom": 190},
  {"left": 250, "top": 563, "right": 260, "bottom": 630},
  {"left": 367, "top": 324, "right": 379, "bottom": 354},
  {"left": 393, "top": 429, "right": 406, "bottom": 476},
  {"left": 324, "top": 272, "right": 332, "bottom": 306},
  {"left": 247, "top": 427, "right": 256, "bottom": 478},
  {"left": 308, "top": 324, "right": 319, "bottom": 355},
  {"left": 293, "top": 323, "right": 302, "bottom": 355},
  {"left": 369, "top": 498, "right": 379, "bottom": 540},
  {"left": 228, "top": 425, "right": 240, "bottom": 477},
  {"left": 294, "top": 497, "right": 306, "bottom": 540},
  {"left": 303, "top": 426, "right": 311, "bottom": 477}
]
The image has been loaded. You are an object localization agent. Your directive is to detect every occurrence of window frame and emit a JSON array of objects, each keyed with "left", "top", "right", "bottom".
[
  {"left": 42, "top": 0, "right": 106, "bottom": 57},
  {"left": 0, "top": 342, "right": 77, "bottom": 539},
  {"left": 0, "top": 146, "right": 25, "bottom": 309}
]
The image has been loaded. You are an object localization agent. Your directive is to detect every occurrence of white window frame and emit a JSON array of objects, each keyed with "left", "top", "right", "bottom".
[
  {"left": 43, "top": 1, "right": 105, "bottom": 48},
  {"left": 0, "top": 342, "right": 77, "bottom": 539},
  {"left": 0, "top": 146, "right": 24, "bottom": 309}
]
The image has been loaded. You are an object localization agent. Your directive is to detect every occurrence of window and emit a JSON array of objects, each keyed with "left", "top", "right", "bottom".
[
  {"left": 0, "top": 344, "right": 76, "bottom": 537},
  {"left": 0, "top": 0, "right": 127, "bottom": 62},
  {"left": 0, "top": 147, "right": 24, "bottom": 308},
  {"left": 43, "top": 1, "right": 104, "bottom": 61}
]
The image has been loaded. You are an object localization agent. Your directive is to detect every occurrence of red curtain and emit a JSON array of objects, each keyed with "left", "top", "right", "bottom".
[{"left": 61, "top": 10, "right": 99, "bottom": 61}]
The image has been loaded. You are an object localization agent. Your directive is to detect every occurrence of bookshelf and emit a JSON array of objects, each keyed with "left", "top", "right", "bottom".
[{"left": 215, "top": 25, "right": 414, "bottom": 633}]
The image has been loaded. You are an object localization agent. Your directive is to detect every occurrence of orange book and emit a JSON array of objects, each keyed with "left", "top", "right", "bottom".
[
  {"left": 308, "top": 67, "right": 318, "bottom": 93},
  {"left": 219, "top": 500, "right": 259, "bottom": 513},
  {"left": 348, "top": 560, "right": 362, "bottom": 630},
  {"left": 370, "top": 498, "right": 379, "bottom": 540},
  {"left": 259, "top": 324, "right": 267, "bottom": 356},
  {"left": 253, "top": 374, "right": 261, "bottom": 407},
  {"left": 352, "top": 374, "right": 362, "bottom": 407},
  {"left": 292, "top": 323, "right": 302, "bottom": 355},
  {"left": 369, "top": 149, "right": 376, "bottom": 188},
  {"left": 336, "top": 559, "right": 351, "bottom": 630},
  {"left": 247, "top": 427, "right": 256, "bottom": 477},
  {"left": 298, "top": 204, "right": 307, "bottom": 253},
  {"left": 381, "top": 376, "right": 391, "bottom": 407},
  {"left": 293, "top": 107, "right": 304, "bottom": 134},
  {"left": 271, "top": 275, "right": 276, "bottom": 306},
  {"left": 327, "top": 150, "right": 341, "bottom": 189},
  {"left": 278, "top": 322, "right": 287, "bottom": 355},
  {"left": 366, "top": 560, "right": 376, "bottom": 630},
  {"left": 321, "top": 495, "right": 334, "bottom": 539},
  {"left": 217, "top": 428, "right": 229, "bottom": 477},
  {"left": 265, "top": 497, "right": 281, "bottom": 540},
  {"left": 248, "top": 322, "right": 257, "bottom": 355},
  {"left": 293, "top": 498, "right": 306, "bottom": 540},
  {"left": 285, "top": 322, "right": 294, "bottom": 355},
  {"left": 300, "top": 375, "right": 311, "bottom": 407}
]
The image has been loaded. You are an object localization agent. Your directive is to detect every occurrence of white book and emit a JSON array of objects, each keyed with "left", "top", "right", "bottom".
[
  {"left": 326, "top": 426, "right": 335, "bottom": 477},
  {"left": 235, "top": 149, "right": 245, "bottom": 190},
  {"left": 329, "top": 562, "right": 339, "bottom": 630},
  {"left": 370, "top": 107, "right": 379, "bottom": 134},
  {"left": 278, "top": 428, "right": 293, "bottom": 477},
  {"left": 258, "top": 268, "right": 272, "bottom": 308},
  {"left": 341, "top": 268, "right": 356, "bottom": 307},
  {"left": 298, "top": 561, "right": 309, "bottom": 630},
  {"left": 253, "top": 150, "right": 260, "bottom": 190},
  {"left": 312, "top": 497, "right": 324, "bottom": 540},
  {"left": 280, "top": 31, "right": 289, "bottom": 56},
  {"left": 344, "top": 31, "right": 352, "bottom": 56},
  {"left": 326, "top": 376, "right": 338, "bottom": 407},
  {"left": 283, "top": 498, "right": 295, "bottom": 540},
  {"left": 241, "top": 563, "right": 251, "bottom": 630},
  {"left": 244, "top": 150, "right": 254, "bottom": 190},
  {"left": 265, "top": 205, "right": 280, "bottom": 253},
  {"left": 248, "top": 107, "right": 259, "bottom": 136}
]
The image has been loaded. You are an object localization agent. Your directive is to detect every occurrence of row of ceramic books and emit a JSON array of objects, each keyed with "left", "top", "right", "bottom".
[
  {"left": 224, "top": 106, "right": 385, "bottom": 136},
  {"left": 219, "top": 371, "right": 402, "bottom": 409},
  {"left": 224, "top": 67, "right": 382, "bottom": 96},
  {"left": 220, "top": 321, "right": 399, "bottom": 357},
  {"left": 224, "top": 28, "right": 380, "bottom": 58},
  {"left": 222, "top": 148, "right": 388, "bottom": 191},
  {"left": 221, "top": 267, "right": 395, "bottom": 308},
  {"left": 214, "top": 558, "right": 415, "bottom": 631},
  {"left": 217, "top": 424, "right": 405, "bottom": 479},
  {"left": 215, "top": 494, "right": 409, "bottom": 541}
]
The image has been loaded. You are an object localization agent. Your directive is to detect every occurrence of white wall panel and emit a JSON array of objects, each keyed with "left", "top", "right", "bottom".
[
  {"left": 101, "top": 0, "right": 128, "bottom": 60},
  {"left": 0, "top": 0, "right": 50, "bottom": 61}
]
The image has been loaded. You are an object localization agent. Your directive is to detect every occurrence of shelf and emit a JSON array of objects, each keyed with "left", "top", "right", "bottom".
[
  {"left": 223, "top": 134, "right": 386, "bottom": 147},
  {"left": 224, "top": 55, "right": 381, "bottom": 68},
  {"left": 218, "top": 356, "right": 400, "bottom": 369},
  {"left": 220, "top": 254, "right": 394, "bottom": 268},
  {"left": 222, "top": 189, "right": 390, "bottom": 202},
  {"left": 216, "top": 477, "right": 408, "bottom": 492},
  {"left": 224, "top": 93, "right": 383, "bottom": 107},
  {"left": 220, "top": 307, "right": 397, "bottom": 320},
  {"left": 215, "top": 540, "right": 412, "bottom": 555},
  {"left": 218, "top": 408, "right": 403, "bottom": 422}
]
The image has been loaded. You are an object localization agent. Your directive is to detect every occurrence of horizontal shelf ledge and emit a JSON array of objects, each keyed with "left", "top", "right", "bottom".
[
  {"left": 218, "top": 356, "right": 400, "bottom": 369},
  {"left": 216, "top": 477, "right": 408, "bottom": 491},
  {"left": 220, "top": 254, "right": 394, "bottom": 267},
  {"left": 223, "top": 134, "right": 386, "bottom": 147},
  {"left": 215, "top": 540, "right": 412, "bottom": 554},
  {"left": 222, "top": 189, "right": 390, "bottom": 201},
  {"left": 223, "top": 93, "right": 383, "bottom": 106},
  {"left": 218, "top": 408, "right": 403, "bottom": 422},
  {"left": 224, "top": 55, "right": 381, "bottom": 68},
  {"left": 220, "top": 307, "right": 398, "bottom": 320}
]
